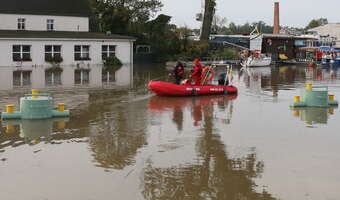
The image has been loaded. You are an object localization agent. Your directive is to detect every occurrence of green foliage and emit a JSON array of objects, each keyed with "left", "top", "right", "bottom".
[
  {"left": 174, "top": 41, "right": 210, "bottom": 61},
  {"left": 103, "top": 56, "right": 123, "bottom": 72},
  {"left": 305, "top": 18, "right": 328, "bottom": 30},
  {"left": 45, "top": 56, "right": 63, "bottom": 66},
  {"left": 90, "top": 0, "right": 163, "bottom": 34},
  {"left": 142, "top": 14, "right": 182, "bottom": 62},
  {"left": 209, "top": 48, "right": 238, "bottom": 60},
  {"left": 221, "top": 21, "right": 273, "bottom": 35}
]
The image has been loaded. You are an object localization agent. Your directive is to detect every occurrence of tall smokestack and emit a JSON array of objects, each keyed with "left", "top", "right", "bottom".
[{"left": 273, "top": 2, "right": 280, "bottom": 34}]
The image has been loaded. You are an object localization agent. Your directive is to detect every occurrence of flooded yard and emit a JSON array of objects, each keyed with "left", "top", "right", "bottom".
[{"left": 1, "top": 64, "right": 340, "bottom": 200}]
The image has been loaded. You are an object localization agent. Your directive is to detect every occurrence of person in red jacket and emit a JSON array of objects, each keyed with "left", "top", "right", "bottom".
[{"left": 191, "top": 58, "right": 202, "bottom": 85}]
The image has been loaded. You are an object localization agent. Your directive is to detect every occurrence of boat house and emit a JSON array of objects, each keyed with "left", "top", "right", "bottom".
[{"left": 0, "top": 0, "right": 135, "bottom": 89}]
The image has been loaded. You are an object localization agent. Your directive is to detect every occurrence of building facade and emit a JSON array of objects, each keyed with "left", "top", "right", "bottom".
[
  {"left": 308, "top": 23, "right": 340, "bottom": 47},
  {"left": 0, "top": 0, "right": 135, "bottom": 89}
]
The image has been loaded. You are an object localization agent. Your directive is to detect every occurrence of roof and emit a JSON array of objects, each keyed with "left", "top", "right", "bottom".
[
  {"left": 211, "top": 34, "right": 250, "bottom": 39},
  {"left": 0, "top": 30, "right": 136, "bottom": 41},
  {"left": 262, "top": 34, "right": 295, "bottom": 39},
  {"left": 0, "top": 0, "right": 92, "bottom": 17},
  {"left": 309, "top": 23, "right": 340, "bottom": 31},
  {"left": 308, "top": 23, "right": 340, "bottom": 41}
]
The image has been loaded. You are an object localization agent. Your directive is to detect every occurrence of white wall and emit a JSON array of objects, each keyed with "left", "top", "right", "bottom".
[
  {"left": 0, "top": 38, "right": 133, "bottom": 67},
  {"left": 0, "top": 14, "right": 89, "bottom": 32},
  {"left": 0, "top": 66, "right": 13, "bottom": 90}
]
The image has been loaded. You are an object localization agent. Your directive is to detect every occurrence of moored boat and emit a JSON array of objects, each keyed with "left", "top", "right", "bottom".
[
  {"left": 247, "top": 56, "right": 272, "bottom": 67},
  {"left": 148, "top": 81, "right": 238, "bottom": 96}
]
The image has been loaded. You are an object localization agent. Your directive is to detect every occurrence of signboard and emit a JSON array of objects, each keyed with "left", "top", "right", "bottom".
[{"left": 250, "top": 34, "right": 263, "bottom": 51}]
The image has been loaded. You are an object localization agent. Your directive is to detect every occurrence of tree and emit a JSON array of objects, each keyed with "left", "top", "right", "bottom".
[
  {"left": 305, "top": 18, "right": 328, "bottom": 30},
  {"left": 211, "top": 15, "right": 228, "bottom": 34},
  {"left": 200, "top": 0, "right": 216, "bottom": 41},
  {"left": 175, "top": 26, "right": 193, "bottom": 52},
  {"left": 144, "top": 14, "right": 181, "bottom": 62},
  {"left": 90, "top": 0, "right": 163, "bottom": 35},
  {"left": 253, "top": 21, "right": 273, "bottom": 34}
]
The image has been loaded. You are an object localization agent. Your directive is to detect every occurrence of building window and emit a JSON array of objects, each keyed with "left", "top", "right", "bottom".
[
  {"left": 74, "top": 69, "right": 90, "bottom": 85},
  {"left": 13, "top": 70, "right": 31, "bottom": 86},
  {"left": 45, "top": 45, "right": 61, "bottom": 61},
  {"left": 45, "top": 70, "right": 62, "bottom": 86},
  {"left": 47, "top": 19, "right": 54, "bottom": 31},
  {"left": 12, "top": 45, "right": 31, "bottom": 62},
  {"left": 102, "top": 71, "right": 116, "bottom": 84},
  {"left": 17, "top": 18, "right": 25, "bottom": 30},
  {"left": 102, "top": 45, "right": 116, "bottom": 60},
  {"left": 74, "top": 45, "right": 90, "bottom": 61}
]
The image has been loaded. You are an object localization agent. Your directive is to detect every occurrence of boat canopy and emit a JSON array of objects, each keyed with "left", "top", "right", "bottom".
[{"left": 318, "top": 46, "right": 334, "bottom": 52}]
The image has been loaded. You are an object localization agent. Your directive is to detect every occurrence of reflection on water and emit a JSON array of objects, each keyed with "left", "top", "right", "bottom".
[
  {"left": 144, "top": 95, "right": 274, "bottom": 200},
  {"left": 0, "top": 64, "right": 132, "bottom": 91},
  {"left": 291, "top": 107, "right": 337, "bottom": 126},
  {"left": 149, "top": 95, "right": 236, "bottom": 129},
  {"left": 87, "top": 94, "right": 148, "bottom": 169},
  {"left": 0, "top": 118, "right": 68, "bottom": 148},
  {"left": 1, "top": 64, "right": 340, "bottom": 199}
]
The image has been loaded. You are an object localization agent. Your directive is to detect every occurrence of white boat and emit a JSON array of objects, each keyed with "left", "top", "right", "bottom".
[
  {"left": 242, "top": 54, "right": 272, "bottom": 67},
  {"left": 245, "top": 26, "right": 272, "bottom": 67},
  {"left": 247, "top": 55, "right": 272, "bottom": 67}
]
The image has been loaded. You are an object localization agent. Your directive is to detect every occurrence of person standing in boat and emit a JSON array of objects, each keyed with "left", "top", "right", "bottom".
[
  {"left": 190, "top": 58, "right": 203, "bottom": 85},
  {"left": 169, "top": 61, "right": 185, "bottom": 84}
]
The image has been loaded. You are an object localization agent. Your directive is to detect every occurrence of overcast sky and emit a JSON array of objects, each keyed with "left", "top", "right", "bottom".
[{"left": 159, "top": 0, "right": 340, "bottom": 28}]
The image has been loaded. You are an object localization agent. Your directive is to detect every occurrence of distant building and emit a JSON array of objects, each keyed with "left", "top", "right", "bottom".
[
  {"left": 279, "top": 27, "right": 304, "bottom": 36},
  {"left": 0, "top": 0, "right": 135, "bottom": 89},
  {"left": 209, "top": 34, "right": 314, "bottom": 61},
  {"left": 308, "top": 23, "right": 340, "bottom": 47}
]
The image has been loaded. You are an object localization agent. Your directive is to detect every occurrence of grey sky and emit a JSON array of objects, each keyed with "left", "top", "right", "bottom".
[{"left": 159, "top": 0, "right": 340, "bottom": 28}]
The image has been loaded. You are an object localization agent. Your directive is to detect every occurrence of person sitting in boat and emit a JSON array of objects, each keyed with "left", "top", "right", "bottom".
[
  {"left": 169, "top": 61, "right": 185, "bottom": 84},
  {"left": 218, "top": 73, "right": 229, "bottom": 86},
  {"left": 190, "top": 58, "right": 203, "bottom": 85}
]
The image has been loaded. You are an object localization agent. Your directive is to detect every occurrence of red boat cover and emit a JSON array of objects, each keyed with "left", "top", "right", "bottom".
[{"left": 148, "top": 81, "right": 238, "bottom": 96}]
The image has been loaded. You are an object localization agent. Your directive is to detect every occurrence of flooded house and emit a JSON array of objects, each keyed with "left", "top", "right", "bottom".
[
  {"left": 0, "top": 0, "right": 135, "bottom": 90},
  {"left": 248, "top": 31, "right": 319, "bottom": 63}
]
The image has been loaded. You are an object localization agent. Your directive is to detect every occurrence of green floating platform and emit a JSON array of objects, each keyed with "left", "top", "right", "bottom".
[
  {"left": 290, "top": 85, "right": 338, "bottom": 108},
  {"left": 1, "top": 93, "right": 70, "bottom": 120}
]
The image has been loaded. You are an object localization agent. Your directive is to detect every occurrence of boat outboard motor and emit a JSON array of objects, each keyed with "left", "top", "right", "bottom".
[{"left": 218, "top": 73, "right": 229, "bottom": 86}]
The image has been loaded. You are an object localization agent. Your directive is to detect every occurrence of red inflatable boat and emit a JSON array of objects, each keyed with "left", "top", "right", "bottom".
[{"left": 148, "top": 81, "right": 238, "bottom": 96}]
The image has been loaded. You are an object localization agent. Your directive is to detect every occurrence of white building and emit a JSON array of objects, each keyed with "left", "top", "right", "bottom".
[
  {"left": 308, "top": 23, "right": 340, "bottom": 47},
  {"left": 0, "top": 0, "right": 135, "bottom": 89}
]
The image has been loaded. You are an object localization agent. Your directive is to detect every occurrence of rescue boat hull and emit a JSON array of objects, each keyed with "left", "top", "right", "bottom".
[{"left": 148, "top": 81, "right": 238, "bottom": 96}]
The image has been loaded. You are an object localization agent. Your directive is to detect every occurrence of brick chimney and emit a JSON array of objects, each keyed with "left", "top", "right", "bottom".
[{"left": 273, "top": 2, "right": 280, "bottom": 34}]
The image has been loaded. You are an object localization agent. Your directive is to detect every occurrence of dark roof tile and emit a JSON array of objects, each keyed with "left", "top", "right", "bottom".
[{"left": 0, "top": 0, "right": 92, "bottom": 17}]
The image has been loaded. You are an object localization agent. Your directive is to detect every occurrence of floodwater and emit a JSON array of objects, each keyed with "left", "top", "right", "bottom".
[{"left": 1, "top": 64, "right": 340, "bottom": 200}]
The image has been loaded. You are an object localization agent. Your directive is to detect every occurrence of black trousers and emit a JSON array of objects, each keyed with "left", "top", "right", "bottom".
[{"left": 175, "top": 76, "right": 183, "bottom": 85}]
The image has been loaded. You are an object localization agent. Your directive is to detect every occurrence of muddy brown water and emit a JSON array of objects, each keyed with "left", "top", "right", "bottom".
[{"left": 1, "top": 64, "right": 340, "bottom": 200}]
